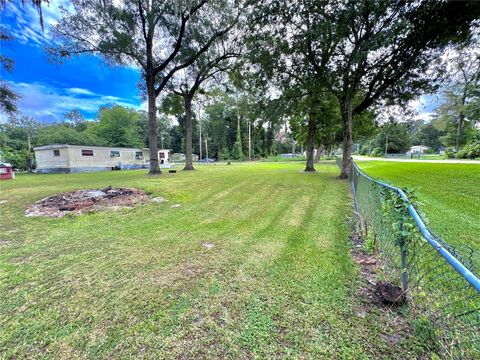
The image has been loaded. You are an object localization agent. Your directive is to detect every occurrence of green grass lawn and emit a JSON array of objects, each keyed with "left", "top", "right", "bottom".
[
  {"left": 357, "top": 161, "right": 480, "bottom": 250},
  {"left": 0, "top": 162, "right": 421, "bottom": 358}
]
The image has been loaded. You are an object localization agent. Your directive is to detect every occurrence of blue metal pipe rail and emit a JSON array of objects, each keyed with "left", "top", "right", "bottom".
[{"left": 351, "top": 161, "right": 480, "bottom": 293}]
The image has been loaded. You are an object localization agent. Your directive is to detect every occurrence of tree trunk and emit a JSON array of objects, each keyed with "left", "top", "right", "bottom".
[
  {"left": 314, "top": 145, "right": 322, "bottom": 163},
  {"left": 184, "top": 95, "right": 195, "bottom": 171},
  {"left": 147, "top": 75, "right": 161, "bottom": 175},
  {"left": 27, "top": 133, "right": 33, "bottom": 173},
  {"left": 304, "top": 114, "right": 317, "bottom": 172},
  {"left": 455, "top": 90, "right": 467, "bottom": 152},
  {"left": 340, "top": 97, "right": 353, "bottom": 179},
  {"left": 455, "top": 112, "right": 464, "bottom": 152}
]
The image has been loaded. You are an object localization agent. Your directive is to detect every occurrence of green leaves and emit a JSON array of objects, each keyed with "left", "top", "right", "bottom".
[
  {"left": 379, "top": 182, "right": 421, "bottom": 247},
  {"left": 94, "top": 106, "right": 145, "bottom": 148}
]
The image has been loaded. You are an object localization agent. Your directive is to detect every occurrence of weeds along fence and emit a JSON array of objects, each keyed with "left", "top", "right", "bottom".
[{"left": 337, "top": 158, "right": 480, "bottom": 358}]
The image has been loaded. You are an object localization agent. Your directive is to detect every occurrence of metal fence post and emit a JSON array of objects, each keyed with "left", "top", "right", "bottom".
[{"left": 399, "top": 230, "right": 409, "bottom": 293}]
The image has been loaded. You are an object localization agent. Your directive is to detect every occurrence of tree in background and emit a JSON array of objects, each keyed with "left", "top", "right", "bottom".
[
  {"left": 161, "top": 92, "right": 191, "bottom": 155},
  {"left": 36, "top": 123, "right": 104, "bottom": 147},
  {"left": 436, "top": 42, "right": 480, "bottom": 151},
  {"left": 287, "top": 92, "right": 340, "bottom": 171},
  {"left": 202, "top": 94, "right": 234, "bottom": 159},
  {"left": 231, "top": 125, "right": 243, "bottom": 160},
  {"left": 169, "top": 34, "right": 240, "bottom": 170},
  {"left": 50, "top": 0, "right": 238, "bottom": 175},
  {"left": 64, "top": 109, "right": 88, "bottom": 131},
  {"left": 136, "top": 111, "right": 172, "bottom": 150},
  {"left": 0, "top": 28, "right": 19, "bottom": 114},
  {"left": 94, "top": 106, "right": 144, "bottom": 148},
  {"left": 412, "top": 123, "right": 443, "bottom": 151},
  {"left": 0, "top": 115, "right": 40, "bottom": 171},
  {"left": 373, "top": 121, "right": 411, "bottom": 155},
  {"left": 326, "top": 1, "right": 480, "bottom": 178}
]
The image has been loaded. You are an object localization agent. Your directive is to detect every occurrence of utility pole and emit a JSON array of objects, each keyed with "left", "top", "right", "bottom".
[
  {"left": 198, "top": 102, "right": 202, "bottom": 161},
  {"left": 384, "top": 133, "right": 389, "bottom": 157},
  {"left": 248, "top": 120, "right": 252, "bottom": 161},
  {"left": 205, "top": 138, "right": 209, "bottom": 164}
]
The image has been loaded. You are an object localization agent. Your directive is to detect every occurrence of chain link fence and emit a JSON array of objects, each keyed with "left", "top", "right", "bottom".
[{"left": 337, "top": 158, "right": 480, "bottom": 358}]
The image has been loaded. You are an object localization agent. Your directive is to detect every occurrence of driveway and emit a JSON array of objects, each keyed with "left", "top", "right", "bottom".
[{"left": 352, "top": 155, "right": 480, "bottom": 164}]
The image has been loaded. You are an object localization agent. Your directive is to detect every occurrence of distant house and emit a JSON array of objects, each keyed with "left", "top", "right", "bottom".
[
  {"left": 34, "top": 144, "right": 169, "bottom": 173},
  {"left": 408, "top": 145, "right": 431, "bottom": 155},
  {"left": 279, "top": 153, "right": 302, "bottom": 158},
  {"left": 170, "top": 153, "right": 199, "bottom": 162}
]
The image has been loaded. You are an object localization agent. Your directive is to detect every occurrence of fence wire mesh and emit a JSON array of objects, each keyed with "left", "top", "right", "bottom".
[{"left": 338, "top": 158, "right": 480, "bottom": 358}]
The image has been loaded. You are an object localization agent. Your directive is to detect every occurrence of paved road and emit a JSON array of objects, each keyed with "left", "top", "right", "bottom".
[{"left": 352, "top": 155, "right": 480, "bottom": 164}]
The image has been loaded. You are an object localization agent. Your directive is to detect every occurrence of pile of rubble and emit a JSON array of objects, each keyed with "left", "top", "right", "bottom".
[{"left": 25, "top": 186, "right": 150, "bottom": 218}]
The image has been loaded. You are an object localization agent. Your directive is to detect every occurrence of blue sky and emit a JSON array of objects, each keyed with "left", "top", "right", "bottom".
[{"left": 1, "top": 1, "right": 143, "bottom": 123}]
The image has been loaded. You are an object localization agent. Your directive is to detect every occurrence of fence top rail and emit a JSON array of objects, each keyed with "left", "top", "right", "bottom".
[{"left": 350, "top": 159, "right": 480, "bottom": 293}]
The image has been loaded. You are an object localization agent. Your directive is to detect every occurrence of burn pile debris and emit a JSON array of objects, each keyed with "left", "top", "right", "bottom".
[{"left": 25, "top": 186, "right": 150, "bottom": 217}]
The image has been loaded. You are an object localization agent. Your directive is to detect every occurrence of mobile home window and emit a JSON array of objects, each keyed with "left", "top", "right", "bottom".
[
  {"left": 135, "top": 151, "right": 144, "bottom": 160},
  {"left": 110, "top": 151, "right": 120, "bottom": 158},
  {"left": 81, "top": 149, "right": 94, "bottom": 156},
  {"left": 53, "top": 149, "right": 60, "bottom": 157}
]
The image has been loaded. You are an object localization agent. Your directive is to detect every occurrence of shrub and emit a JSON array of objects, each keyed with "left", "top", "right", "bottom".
[
  {"left": 370, "top": 147, "right": 384, "bottom": 157},
  {"left": 359, "top": 144, "right": 369, "bottom": 155},
  {"left": 1, "top": 148, "right": 31, "bottom": 170},
  {"left": 219, "top": 149, "right": 231, "bottom": 161},
  {"left": 445, "top": 148, "right": 456, "bottom": 159},
  {"left": 457, "top": 143, "right": 480, "bottom": 159}
]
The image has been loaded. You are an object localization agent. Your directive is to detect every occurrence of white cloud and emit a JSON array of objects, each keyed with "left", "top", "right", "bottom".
[
  {"left": 67, "top": 87, "right": 96, "bottom": 96},
  {"left": 2, "top": 0, "right": 71, "bottom": 45},
  {"left": 3, "top": 81, "right": 140, "bottom": 122},
  {"left": 414, "top": 112, "right": 434, "bottom": 122}
]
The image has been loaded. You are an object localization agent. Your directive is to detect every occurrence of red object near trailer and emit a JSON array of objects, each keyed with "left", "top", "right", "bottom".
[{"left": 0, "top": 163, "right": 14, "bottom": 180}]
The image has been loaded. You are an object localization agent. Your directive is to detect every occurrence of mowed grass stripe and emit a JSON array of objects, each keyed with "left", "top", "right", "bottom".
[{"left": 0, "top": 162, "right": 422, "bottom": 358}]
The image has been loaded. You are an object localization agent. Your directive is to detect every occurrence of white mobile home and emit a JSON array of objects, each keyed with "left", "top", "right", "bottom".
[{"left": 34, "top": 144, "right": 169, "bottom": 173}]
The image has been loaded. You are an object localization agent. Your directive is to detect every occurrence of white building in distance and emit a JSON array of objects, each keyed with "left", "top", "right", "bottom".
[{"left": 34, "top": 144, "right": 169, "bottom": 173}]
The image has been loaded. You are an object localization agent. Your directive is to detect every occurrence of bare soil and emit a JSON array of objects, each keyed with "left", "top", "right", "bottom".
[
  {"left": 350, "top": 231, "right": 405, "bottom": 307},
  {"left": 25, "top": 186, "right": 150, "bottom": 218},
  {"left": 349, "top": 229, "right": 415, "bottom": 352}
]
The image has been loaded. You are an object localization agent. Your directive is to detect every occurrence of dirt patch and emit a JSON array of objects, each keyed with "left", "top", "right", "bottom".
[
  {"left": 350, "top": 229, "right": 413, "bottom": 351},
  {"left": 350, "top": 232, "right": 405, "bottom": 307},
  {"left": 25, "top": 186, "right": 150, "bottom": 218}
]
